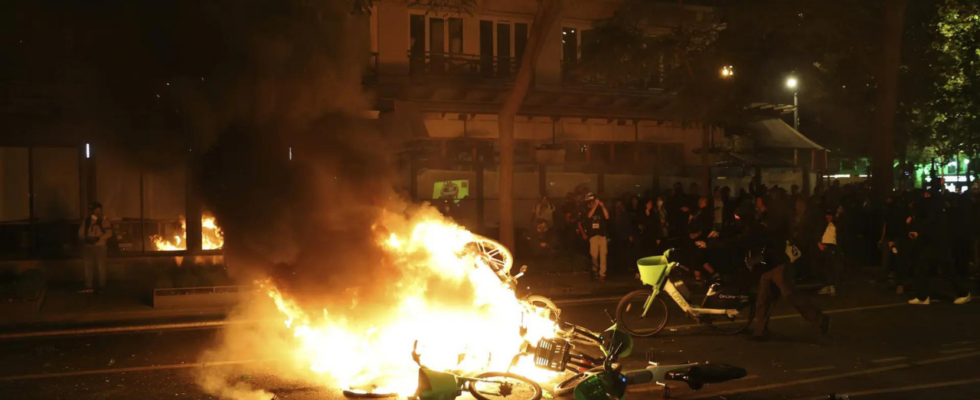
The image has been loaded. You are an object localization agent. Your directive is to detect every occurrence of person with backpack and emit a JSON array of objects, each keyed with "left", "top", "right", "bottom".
[{"left": 78, "top": 201, "right": 112, "bottom": 294}]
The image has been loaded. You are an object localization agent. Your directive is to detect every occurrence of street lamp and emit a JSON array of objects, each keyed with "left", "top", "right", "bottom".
[
  {"left": 721, "top": 65, "right": 734, "bottom": 78},
  {"left": 786, "top": 77, "right": 799, "bottom": 131}
]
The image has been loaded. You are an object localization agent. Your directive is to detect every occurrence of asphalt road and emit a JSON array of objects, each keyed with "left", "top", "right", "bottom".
[{"left": 1, "top": 281, "right": 978, "bottom": 400}]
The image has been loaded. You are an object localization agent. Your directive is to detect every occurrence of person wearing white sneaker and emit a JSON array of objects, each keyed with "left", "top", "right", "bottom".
[
  {"left": 816, "top": 208, "right": 843, "bottom": 296},
  {"left": 908, "top": 296, "right": 930, "bottom": 305},
  {"left": 908, "top": 188, "right": 972, "bottom": 305}
]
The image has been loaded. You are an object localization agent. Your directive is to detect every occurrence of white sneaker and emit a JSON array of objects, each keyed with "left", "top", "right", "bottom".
[
  {"left": 818, "top": 286, "right": 836, "bottom": 296},
  {"left": 908, "top": 297, "right": 931, "bottom": 305},
  {"left": 954, "top": 293, "right": 972, "bottom": 305}
]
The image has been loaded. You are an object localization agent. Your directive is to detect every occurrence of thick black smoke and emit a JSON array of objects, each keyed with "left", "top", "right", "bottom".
[{"left": 7, "top": 0, "right": 405, "bottom": 312}]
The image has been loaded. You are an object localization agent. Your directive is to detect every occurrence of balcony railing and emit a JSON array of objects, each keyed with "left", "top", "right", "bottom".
[
  {"left": 561, "top": 61, "right": 665, "bottom": 91},
  {"left": 408, "top": 51, "right": 518, "bottom": 80}
]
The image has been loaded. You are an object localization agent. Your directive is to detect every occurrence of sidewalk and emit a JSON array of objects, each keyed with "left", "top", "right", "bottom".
[{"left": 0, "top": 281, "right": 232, "bottom": 333}]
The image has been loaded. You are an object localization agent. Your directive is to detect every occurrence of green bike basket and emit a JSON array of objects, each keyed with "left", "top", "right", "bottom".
[
  {"left": 415, "top": 367, "right": 462, "bottom": 400},
  {"left": 636, "top": 253, "right": 670, "bottom": 288}
]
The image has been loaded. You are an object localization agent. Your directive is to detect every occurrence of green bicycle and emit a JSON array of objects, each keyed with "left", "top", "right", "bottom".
[{"left": 615, "top": 251, "right": 756, "bottom": 337}]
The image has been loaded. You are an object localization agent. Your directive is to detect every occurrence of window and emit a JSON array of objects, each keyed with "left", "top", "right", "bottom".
[
  {"left": 497, "top": 23, "right": 511, "bottom": 77},
  {"left": 448, "top": 18, "right": 463, "bottom": 54},
  {"left": 480, "top": 21, "right": 494, "bottom": 77},
  {"left": 515, "top": 23, "right": 528, "bottom": 66},
  {"left": 562, "top": 27, "right": 578, "bottom": 63},
  {"left": 410, "top": 15, "right": 425, "bottom": 72}
]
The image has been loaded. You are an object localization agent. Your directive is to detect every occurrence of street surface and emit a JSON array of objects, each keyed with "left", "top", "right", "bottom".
[{"left": 0, "top": 281, "right": 978, "bottom": 400}]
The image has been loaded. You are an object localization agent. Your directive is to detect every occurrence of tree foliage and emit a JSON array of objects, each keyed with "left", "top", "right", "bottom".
[
  {"left": 579, "top": 0, "right": 884, "bottom": 155},
  {"left": 907, "top": 0, "right": 980, "bottom": 162}
]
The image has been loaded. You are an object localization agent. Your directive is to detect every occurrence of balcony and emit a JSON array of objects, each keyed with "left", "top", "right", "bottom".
[
  {"left": 408, "top": 51, "right": 518, "bottom": 81},
  {"left": 561, "top": 61, "right": 665, "bottom": 92}
]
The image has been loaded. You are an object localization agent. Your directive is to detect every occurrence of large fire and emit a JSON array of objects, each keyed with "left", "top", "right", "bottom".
[
  {"left": 260, "top": 217, "right": 560, "bottom": 395},
  {"left": 152, "top": 214, "right": 224, "bottom": 251}
]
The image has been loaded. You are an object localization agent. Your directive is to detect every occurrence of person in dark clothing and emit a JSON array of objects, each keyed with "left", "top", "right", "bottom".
[
  {"left": 908, "top": 188, "right": 973, "bottom": 305},
  {"left": 698, "top": 200, "right": 829, "bottom": 341},
  {"left": 881, "top": 194, "right": 911, "bottom": 293},
  {"left": 682, "top": 221, "right": 718, "bottom": 281},
  {"left": 610, "top": 200, "right": 634, "bottom": 275},
  {"left": 526, "top": 219, "right": 557, "bottom": 258},
  {"left": 666, "top": 182, "right": 691, "bottom": 239},
  {"left": 949, "top": 193, "right": 974, "bottom": 280},
  {"left": 636, "top": 198, "right": 664, "bottom": 258},
  {"left": 792, "top": 197, "right": 819, "bottom": 282},
  {"left": 688, "top": 196, "right": 713, "bottom": 236}
]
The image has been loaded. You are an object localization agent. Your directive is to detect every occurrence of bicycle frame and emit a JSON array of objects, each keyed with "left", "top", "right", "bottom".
[{"left": 636, "top": 255, "right": 740, "bottom": 319}]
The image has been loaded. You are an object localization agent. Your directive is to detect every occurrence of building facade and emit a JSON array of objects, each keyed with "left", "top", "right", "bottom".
[{"left": 367, "top": 0, "right": 723, "bottom": 231}]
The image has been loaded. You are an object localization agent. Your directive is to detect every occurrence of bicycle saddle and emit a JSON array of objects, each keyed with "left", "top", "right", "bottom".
[{"left": 665, "top": 364, "right": 747, "bottom": 390}]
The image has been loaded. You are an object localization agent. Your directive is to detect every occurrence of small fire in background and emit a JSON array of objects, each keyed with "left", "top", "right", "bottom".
[
  {"left": 151, "top": 213, "right": 225, "bottom": 251},
  {"left": 259, "top": 214, "right": 559, "bottom": 395}
]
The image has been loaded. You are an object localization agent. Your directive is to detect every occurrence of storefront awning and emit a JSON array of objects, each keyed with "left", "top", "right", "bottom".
[{"left": 746, "top": 119, "right": 825, "bottom": 150}]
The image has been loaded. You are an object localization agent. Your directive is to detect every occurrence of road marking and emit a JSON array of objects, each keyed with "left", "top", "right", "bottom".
[
  {"left": 942, "top": 340, "right": 975, "bottom": 347},
  {"left": 627, "top": 375, "right": 762, "bottom": 393},
  {"left": 939, "top": 347, "right": 976, "bottom": 354},
  {"left": 685, "top": 350, "right": 980, "bottom": 399},
  {"left": 869, "top": 356, "right": 908, "bottom": 363},
  {"left": 0, "top": 359, "right": 268, "bottom": 382},
  {"left": 0, "top": 319, "right": 273, "bottom": 341},
  {"left": 795, "top": 366, "right": 836, "bottom": 373},
  {"left": 636, "top": 302, "right": 910, "bottom": 333},
  {"left": 790, "top": 377, "right": 980, "bottom": 400}
]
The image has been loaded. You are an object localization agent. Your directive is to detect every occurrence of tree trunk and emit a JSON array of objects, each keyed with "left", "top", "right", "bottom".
[
  {"left": 498, "top": 0, "right": 564, "bottom": 249},
  {"left": 872, "top": 0, "right": 908, "bottom": 200}
]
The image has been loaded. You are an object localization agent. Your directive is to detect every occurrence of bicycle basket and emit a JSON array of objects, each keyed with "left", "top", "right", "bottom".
[
  {"left": 636, "top": 256, "right": 670, "bottom": 288},
  {"left": 534, "top": 338, "right": 571, "bottom": 372}
]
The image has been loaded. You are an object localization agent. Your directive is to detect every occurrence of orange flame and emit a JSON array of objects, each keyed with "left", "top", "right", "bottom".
[
  {"left": 261, "top": 215, "right": 559, "bottom": 395},
  {"left": 151, "top": 213, "right": 224, "bottom": 251}
]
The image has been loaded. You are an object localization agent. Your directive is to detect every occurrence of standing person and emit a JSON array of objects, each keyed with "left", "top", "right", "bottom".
[
  {"left": 950, "top": 193, "right": 974, "bottom": 280},
  {"left": 688, "top": 196, "right": 713, "bottom": 237},
  {"left": 908, "top": 188, "right": 973, "bottom": 305},
  {"left": 699, "top": 201, "right": 829, "bottom": 342},
  {"left": 712, "top": 190, "right": 724, "bottom": 233},
  {"left": 637, "top": 199, "right": 664, "bottom": 258},
  {"left": 579, "top": 193, "right": 610, "bottom": 281},
  {"left": 610, "top": 199, "right": 633, "bottom": 275},
  {"left": 666, "top": 183, "right": 690, "bottom": 239},
  {"left": 534, "top": 196, "right": 556, "bottom": 227},
  {"left": 816, "top": 208, "right": 844, "bottom": 296},
  {"left": 655, "top": 195, "right": 670, "bottom": 244},
  {"left": 78, "top": 202, "right": 112, "bottom": 294}
]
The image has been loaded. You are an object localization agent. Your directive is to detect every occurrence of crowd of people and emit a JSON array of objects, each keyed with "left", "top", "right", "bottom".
[{"left": 526, "top": 178, "right": 978, "bottom": 304}]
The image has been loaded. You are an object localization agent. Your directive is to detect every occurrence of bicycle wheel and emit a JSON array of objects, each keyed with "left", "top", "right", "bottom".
[
  {"left": 465, "top": 236, "right": 513, "bottom": 276},
  {"left": 616, "top": 289, "right": 669, "bottom": 337},
  {"left": 553, "top": 364, "right": 621, "bottom": 397},
  {"left": 704, "top": 295, "right": 756, "bottom": 335},
  {"left": 526, "top": 295, "right": 561, "bottom": 323},
  {"left": 469, "top": 372, "right": 542, "bottom": 400}
]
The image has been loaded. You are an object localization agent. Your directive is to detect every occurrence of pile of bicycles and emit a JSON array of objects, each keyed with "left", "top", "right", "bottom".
[{"left": 346, "top": 237, "right": 749, "bottom": 400}]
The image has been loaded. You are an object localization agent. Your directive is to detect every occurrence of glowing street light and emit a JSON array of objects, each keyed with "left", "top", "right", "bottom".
[
  {"left": 786, "top": 76, "right": 799, "bottom": 130},
  {"left": 786, "top": 77, "right": 798, "bottom": 89},
  {"left": 721, "top": 65, "right": 734, "bottom": 78}
]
